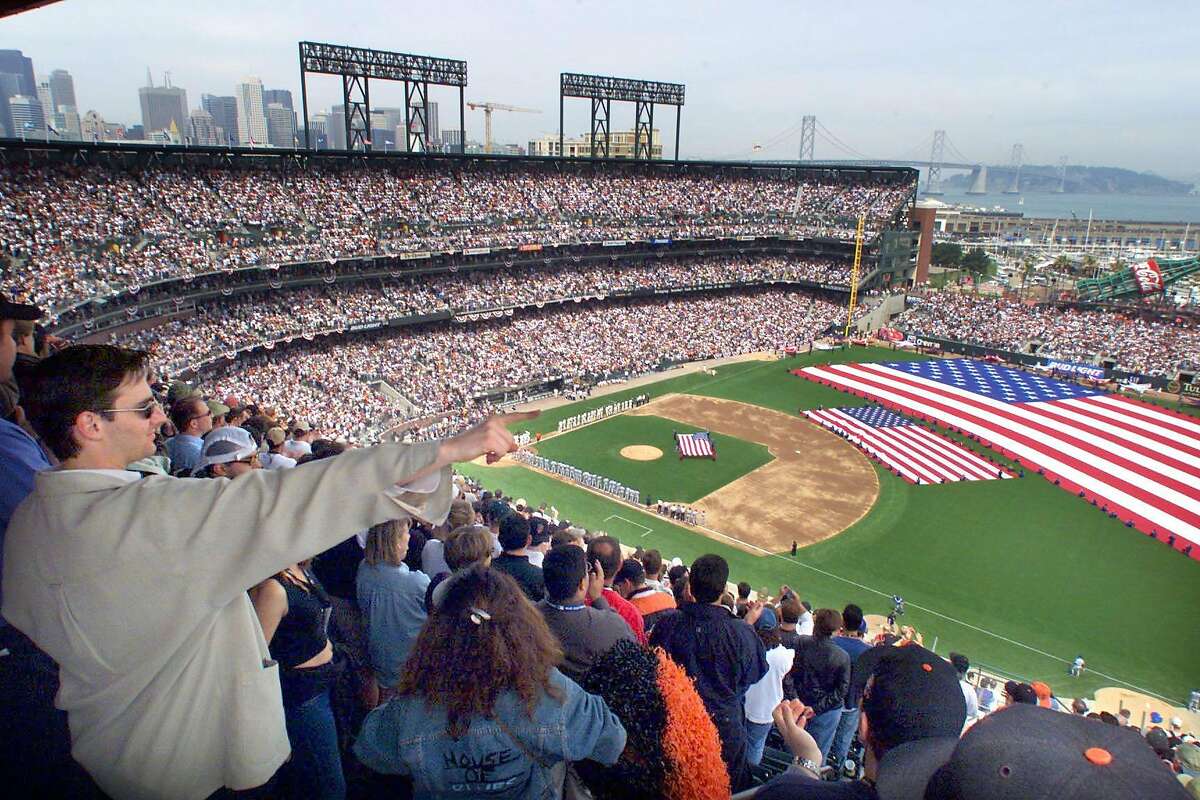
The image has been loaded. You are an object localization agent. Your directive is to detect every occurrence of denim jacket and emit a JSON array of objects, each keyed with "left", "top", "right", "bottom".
[{"left": 354, "top": 668, "right": 626, "bottom": 799}]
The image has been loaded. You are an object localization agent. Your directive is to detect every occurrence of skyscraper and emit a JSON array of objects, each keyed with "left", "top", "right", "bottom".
[
  {"left": 53, "top": 107, "right": 82, "bottom": 140},
  {"left": 235, "top": 78, "right": 268, "bottom": 145},
  {"left": 263, "top": 89, "right": 297, "bottom": 146},
  {"left": 201, "top": 94, "right": 239, "bottom": 145},
  {"left": 48, "top": 69, "right": 76, "bottom": 110},
  {"left": 139, "top": 71, "right": 188, "bottom": 139},
  {"left": 306, "top": 111, "right": 329, "bottom": 149},
  {"left": 189, "top": 108, "right": 220, "bottom": 146},
  {"left": 0, "top": 50, "right": 36, "bottom": 97},
  {"left": 9, "top": 95, "right": 46, "bottom": 136},
  {"left": 35, "top": 76, "right": 53, "bottom": 127},
  {"left": 265, "top": 102, "right": 295, "bottom": 147}
]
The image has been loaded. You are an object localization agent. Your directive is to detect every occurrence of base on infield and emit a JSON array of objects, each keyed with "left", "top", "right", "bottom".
[
  {"left": 619, "top": 445, "right": 664, "bottom": 461},
  {"left": 630, "top": 394, "right": 878, "bottom": 553}
]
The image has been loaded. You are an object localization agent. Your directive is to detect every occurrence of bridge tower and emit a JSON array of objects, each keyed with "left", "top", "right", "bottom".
[
  {"left": 966, "top": 165, "right": 988, "bottom": 195},
  {"left": 1055, "top": 156, "right": 1068, "bottom": 193},
  {"left": 925, "top": 129, "right": 945, "bottom": 195},
  {"left": 1004, "top": 144, "right": 1023, "bottom": 194},
  {"left": 798, "top": 115, "right": 815, "bottom": 161}
]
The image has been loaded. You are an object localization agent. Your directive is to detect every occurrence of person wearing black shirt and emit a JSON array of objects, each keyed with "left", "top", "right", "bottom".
[
  {"left": 650, "top": 554, "right": 767, "bottom": 792},
  {"left": 491, "top": 513, "right": 545, "bottom": 601}
]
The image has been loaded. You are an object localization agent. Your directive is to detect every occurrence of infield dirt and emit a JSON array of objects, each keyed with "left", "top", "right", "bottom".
[{"left": 629, "top": 394, "right": 878, "bottom": 553}]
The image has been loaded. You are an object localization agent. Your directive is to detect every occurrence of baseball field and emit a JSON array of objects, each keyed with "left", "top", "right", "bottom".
[{"left": 459, "top": 346, "right": 1200, "bottom": 706}]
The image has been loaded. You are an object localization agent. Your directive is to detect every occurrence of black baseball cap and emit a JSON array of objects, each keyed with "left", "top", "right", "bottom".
[
  {"left": 0, "top": 293, "right": 43, "bottom": 321},
  {"left": 925, "top": 704, "right": 1190, "bottom": 799},
  {"left": 863, "top": 645, "right": 967, "bottom": 752}
]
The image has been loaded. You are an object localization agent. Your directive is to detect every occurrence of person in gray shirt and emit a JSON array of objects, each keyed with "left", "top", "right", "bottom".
[{"left": 537, "top": 545, "right": 634, "bottom": 684}]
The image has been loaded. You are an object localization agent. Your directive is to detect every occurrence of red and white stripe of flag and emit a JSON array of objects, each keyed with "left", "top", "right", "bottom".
[
  {"left": 805, "top": 409, "right": 1008, "bottom": 485},
  {"left": 677, "top": 433, "right": 714, "bottom": 458},
  {"left": 799, "top": 363, "right": 1200, "bottom": 543}
]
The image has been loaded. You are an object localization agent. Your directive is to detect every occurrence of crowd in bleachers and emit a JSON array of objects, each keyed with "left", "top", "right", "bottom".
[
  {"left": 191, "top": 288, "right": 845, "bottom": 443},
  {"left": 110, "top": 256, "right": 850, "bottom": 371},
  {"left": 900, "top": 292, "right": 1200, "bottom": 377},
  {"left": 0, "top": 160, "right": 914, "bottom": 313},
  {"left": 0, "top": 304, "right": 1194, "bottom": 798}
]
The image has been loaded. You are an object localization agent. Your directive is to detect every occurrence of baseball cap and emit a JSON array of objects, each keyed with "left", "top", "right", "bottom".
[
  {"left": 925, "top": 704, "right": 1191, "bottom": 799},
  {"left": 266, "top": 427, "right": 287, "bottom": 446},
  {"left": 167, "top": 381, "right": 201, "bottom": 403},
  {"left": 206, "top": 399, "right": 231, "bottom": 418},
  {"left": 863, "top": 645, "right": 967, "bottom": 752},
  {"left": 754, "top": 605, "right": 778, "bottom": 631},
  {"left": 292, "top": 420, "right": 311, "bottom": 432},
  {"left": 192, "top": 427, "right": 257, "bottom": 475},
  {"left": 0, "top": 292, "right": 43, "bottom": 321}
]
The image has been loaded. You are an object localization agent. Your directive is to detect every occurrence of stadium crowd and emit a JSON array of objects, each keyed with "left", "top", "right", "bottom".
[
  {"left": 0, "top": 160, "right": 913, "bottom": 313},
  {"left": 109, "top": 256, "right": 851, "bottom": 369},
  {"left": 193, "top": 289, "right": 846, "bottom": 442},
  {"left": 901, "top": 292, "right": 1200, "bottom": 377}
]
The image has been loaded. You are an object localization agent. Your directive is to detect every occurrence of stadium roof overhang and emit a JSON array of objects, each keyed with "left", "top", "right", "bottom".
[{"left": 1, "top": 0, "right": 64, "bottom": 19}]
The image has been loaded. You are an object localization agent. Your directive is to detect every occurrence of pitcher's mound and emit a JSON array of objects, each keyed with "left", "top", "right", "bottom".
[{"left": 621, "top": 445, "right": 663, "bottom": 461}]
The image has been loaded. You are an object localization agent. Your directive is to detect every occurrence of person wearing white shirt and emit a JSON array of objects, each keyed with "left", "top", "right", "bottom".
[
  {"left": 949, "top": 652, "right": 980, "bottom": 725},
  {"left": 743, "top": 607, "right": 795, "bottom": 766}
]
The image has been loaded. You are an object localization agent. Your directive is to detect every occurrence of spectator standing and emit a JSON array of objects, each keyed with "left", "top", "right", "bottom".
[
  {"left": 587, "top": 535, "right": 648, "bottom": 645},
  {"left": 261, "top": 427, "right": 298, "bottom": 470},
  {"left": 251, "top": 558, "right": 346, "bottom": 800},
  {"left": 492, "top": 514, "right": 545, "bottom": 601},
  {"left": 426, "top": 524, "right": 495, "bottom": 610},
  {"left": 787, "top": 608, "right": 851, "bottom": 763},
  {"left": 616, "top": 557, "right": 677, "bottom": 632},
  {"left": 650, "top": 554, "right": 768, "bottom": 792},
  {"left": 640, "top": 549, "right": 674, "bottom": 596},
  {"left": 165, "top": 395, "right": 212, "bottom": 475},
  {"left": 949, "top": 653, "right": 981, "bottom": 724},
  {"left": 2, "top": 343, "right": 530, "bottom": 800},
  {"left": 356, "top": 518, "right": 430, "bottom": 698},
  {"left": 537, "top": 545, "right": 634, "bottom": 683},
  {"left": 743, "top": 607, "right": 795, "bottom": 767},
  {"left": 778, "top": 596, "right": 804, "bottom": 650},
  {"left": 353, "top": 566, "right": 627, "bottom": 798},
  {"left": 829, "top": 603, "right": 874, "bottom": 770},
  {"left": 758, "top": 645, "right": 967, "bottom": 800}
]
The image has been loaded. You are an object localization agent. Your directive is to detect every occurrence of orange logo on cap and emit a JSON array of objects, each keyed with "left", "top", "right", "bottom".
[
  {"left": 1084, "top": 747, "right": 1112, "bottom": 766},
  {"left": 921, "top": 663, "right": 933, "bottom": 672}
]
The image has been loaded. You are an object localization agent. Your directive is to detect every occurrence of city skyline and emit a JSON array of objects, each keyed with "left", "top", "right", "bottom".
[{"left": 2, "top": 1, "right": 1198, "bottom": 178}]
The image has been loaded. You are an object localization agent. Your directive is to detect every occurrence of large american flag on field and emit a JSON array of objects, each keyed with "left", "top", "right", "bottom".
[
  {"left": 805, "top": 405, "right": 1011, "bottom": 485},
  {"left": 676, "top": 431, "right": 717, "bottom": 459},
  {"left": 796, "top": 359, "right": 1200, "bottom": 546}
]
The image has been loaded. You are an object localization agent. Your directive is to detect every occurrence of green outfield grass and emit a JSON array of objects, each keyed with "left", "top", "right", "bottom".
[
  {"left": 477, "top": 346, "right": 1200, "bottom": 704},
  {"left": 533, "top": 414, "right": 772, "bottom": 503}
]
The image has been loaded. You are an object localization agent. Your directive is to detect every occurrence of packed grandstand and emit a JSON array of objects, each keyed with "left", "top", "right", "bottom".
[{"left": 1, "top": 144, "right": 1198, "bottom": 800}]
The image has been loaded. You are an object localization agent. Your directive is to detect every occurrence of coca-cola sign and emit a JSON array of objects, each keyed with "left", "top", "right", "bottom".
[{"left": 1131, "top": 258, "right": 1164, "bottom": 294}]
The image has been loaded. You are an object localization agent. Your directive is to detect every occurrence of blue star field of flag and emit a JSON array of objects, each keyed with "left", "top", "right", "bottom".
[
  {"left": 837, "top": 405, "right": 914, "bottom": 429},
  {"left": 879, "top": 359, "right": 1105, "bottom": 404}
]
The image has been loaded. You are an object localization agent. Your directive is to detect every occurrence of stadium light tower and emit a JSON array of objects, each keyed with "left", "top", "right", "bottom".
[{"left": 559, "top": 73, "right": 685, "bottom": 161}]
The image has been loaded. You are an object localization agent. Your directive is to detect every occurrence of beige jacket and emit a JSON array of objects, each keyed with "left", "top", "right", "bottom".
[{"left": 1, "top": 442, "right": 451, "bottom": 800}]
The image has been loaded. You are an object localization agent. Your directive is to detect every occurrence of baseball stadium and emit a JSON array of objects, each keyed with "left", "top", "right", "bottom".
[{"left": 2, "top": 7, "right": 1199, "bottom": 800}]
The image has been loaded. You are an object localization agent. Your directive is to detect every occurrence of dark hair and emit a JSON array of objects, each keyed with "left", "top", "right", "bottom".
[
  {"left": 736, "top": 581, "right": 752, "bottom": 600},
  {"left": 949, "top": 652, "right": 970, "bottom": 675},
  {"left": 613, "top": 558, "right": 645, "bottom": 588},
  {"left": 842, "top": 603, "right": 864, "bottom": 632},
  {"left": 310, "top": 439, "right": 344, "bottom": 459},
  {"left": 551, "top": 528, "right": 579, "bottom": 548},
  {"left": 444, "top": 526, "right": 492, "bottom": 571},
  {"left": 641, "top": 549, "right": 663, "bottom": 577},
  {"left": 169, "top": 396, "right": 203, "bottom": 433},
  {"left": 24, "top": 345, "right": 152, "bottom": 460},
  {"left": 689, "top": 554, "right": 729, "bottom": 604},
  {"left": 814, "top": 608, "right": 842, "bottom": 638},
  {"left": 587, "top": 535, "right": 623, "bottom": 580},
  {"left": 396, "top": 565, "right": 563, "bottom": 738},
  {"left": 498, "top": 514, "right": 531, "bottom": 551},
  {"left": 780, "top": 597, "right": 802, "bottom": 624},
  {"left": 542, "top": 545, "right": 587, "bottom": 602},
  {"left": 667, "top": 564, "right": 688, "bottom": 584},
  {"left": 757, "top": 625, "right": 781, "bottom": 650}
]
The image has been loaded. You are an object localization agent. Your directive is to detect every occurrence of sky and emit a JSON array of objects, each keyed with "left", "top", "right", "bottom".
[{"left": 5, "top": 0, "right": 1199, "bottom": 179}]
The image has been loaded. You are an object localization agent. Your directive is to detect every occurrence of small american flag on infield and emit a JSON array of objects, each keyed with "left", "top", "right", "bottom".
[
  {"left": 676, "top": 431, "right": 716, "bottom": 459},
  {"left": 804, "top": 405, "right": 1010, "bottom": 485}
]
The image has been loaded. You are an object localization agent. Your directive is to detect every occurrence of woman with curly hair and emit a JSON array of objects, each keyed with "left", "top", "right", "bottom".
[{"left": 353, "top": 565, "right": 627, "bottom": 799}]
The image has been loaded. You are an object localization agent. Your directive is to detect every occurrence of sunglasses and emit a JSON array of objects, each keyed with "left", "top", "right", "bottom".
[{"left": 97, "top": 399, "right": 162, "bottom": 420}]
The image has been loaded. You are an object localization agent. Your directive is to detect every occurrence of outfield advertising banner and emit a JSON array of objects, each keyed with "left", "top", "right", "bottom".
[{"left": 1045, "top": 359, "right": 1105, "bottom": 380}]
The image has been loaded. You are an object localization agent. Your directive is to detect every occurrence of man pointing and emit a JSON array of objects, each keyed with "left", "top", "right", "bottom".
[{"left": 1, "top": 345, "right": 537, "bottom": 800}]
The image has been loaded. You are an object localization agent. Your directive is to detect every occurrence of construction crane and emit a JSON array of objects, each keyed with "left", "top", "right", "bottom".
[{"left": 466, "top": 102, "right": 540, "bottom": 153}]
